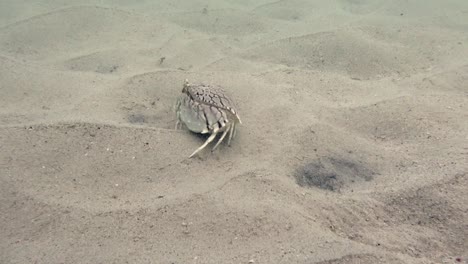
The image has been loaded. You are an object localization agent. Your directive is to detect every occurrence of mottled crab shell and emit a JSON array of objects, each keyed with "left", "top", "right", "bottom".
[
  {"left": 177, "top": 80, "right": 241, "bottom": 134},
  {"left": 182, "top": 81, "right": 242, "bottom": 125},
  {"left": 175, "top": 79, "right": 242, "bottom": 158}
]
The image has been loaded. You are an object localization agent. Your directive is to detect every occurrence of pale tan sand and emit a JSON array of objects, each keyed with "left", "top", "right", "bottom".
[{"left": 1, "top": 1, "right": 467, "bottom": 263}]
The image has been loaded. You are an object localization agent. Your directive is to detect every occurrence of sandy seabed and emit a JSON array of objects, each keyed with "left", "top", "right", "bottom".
[{"left": 1, "top": 1, "right": 467, "bottom": 263}]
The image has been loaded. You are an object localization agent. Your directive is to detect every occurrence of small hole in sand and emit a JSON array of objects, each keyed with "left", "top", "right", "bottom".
[{"left": 294, "top": 156, "right": 375, "bottom": 192}]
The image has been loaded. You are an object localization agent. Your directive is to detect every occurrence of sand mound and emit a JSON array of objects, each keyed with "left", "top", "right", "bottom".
[
  {"left": 252, "top": 0, "right": 335, "bottom": 21},
  {"left": 0, "top": 6, "right": 171, "bottom": 61},
  {"left": 159, "top": 8, "right": 267, "bottom": 35},
  {"left": 0, "top": 55, "right": 117, "bottom": 125},
  {"left": 240, "top": 29, "right": 429, "bottom": 79}
]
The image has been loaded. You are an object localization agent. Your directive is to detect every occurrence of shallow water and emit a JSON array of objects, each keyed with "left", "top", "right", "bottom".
[{"left": 1, "top": 1, "right": 467, "bottom": 263}]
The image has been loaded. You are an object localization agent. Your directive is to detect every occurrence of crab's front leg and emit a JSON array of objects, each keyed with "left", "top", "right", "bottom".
[{"left": 174, "top": 96, "right": 183, "bottom": 130}]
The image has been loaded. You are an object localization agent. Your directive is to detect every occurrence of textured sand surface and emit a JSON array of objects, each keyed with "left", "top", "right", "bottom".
[{"left": 1, "top": 1, "right": 467, "bottom": 263}]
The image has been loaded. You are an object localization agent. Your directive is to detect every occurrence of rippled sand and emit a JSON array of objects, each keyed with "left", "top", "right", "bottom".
[{"left": 1, "top": 1, "right": 467, "bottom": 263}]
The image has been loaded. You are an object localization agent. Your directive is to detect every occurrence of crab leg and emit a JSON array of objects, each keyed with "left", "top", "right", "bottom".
[
  {"left": 211, "top": 125, "right": 231, "bottom": 152},
  {"left": 174, "top": 96, "right": 182, "bottom": 130},
  {"left": 227, "top": 123, "right": 236, "bottom": 146},
  {"left": 175, "top": 107, "right": 179, "bottom": 129},
  {"left": 232, "top": 122, "right": 237, "bottom": 139},
  {"left": 189, "top": 131, "right": 219, "bottom": 158}
]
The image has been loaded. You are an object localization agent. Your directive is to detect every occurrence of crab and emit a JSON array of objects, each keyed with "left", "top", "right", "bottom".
[{"left": 175, "top": 79, "right": 242, "bottom": 158}]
